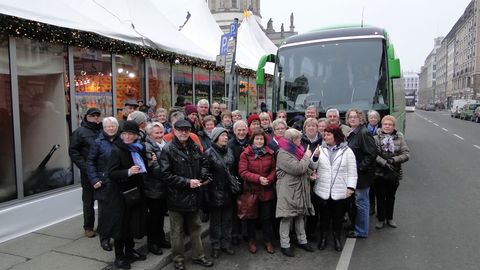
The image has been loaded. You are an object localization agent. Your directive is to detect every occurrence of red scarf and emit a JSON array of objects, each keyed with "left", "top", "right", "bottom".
[{"left": 278, "top": 137, "right": 304, "bottom": 160}]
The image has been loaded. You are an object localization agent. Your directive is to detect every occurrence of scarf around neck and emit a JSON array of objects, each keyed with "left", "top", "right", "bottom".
[
  {"left": 278, "top": 137, "right": 304, "bottom": 160},
  {"left": 252, "top": 145, "right": 266, "bottom": 160},
  {"left": 127, "top": 140, "right": 147, "bottom": 173},
  {"left": 381, "top": 134, "right": 395, "bottom": 153}
]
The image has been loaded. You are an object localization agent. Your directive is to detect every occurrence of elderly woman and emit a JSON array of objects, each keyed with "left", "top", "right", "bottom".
[
  {"left": 231, "top": 110, "right": 242, "bottom": 123},
  {"left": 199, "top": 115, "right": 217, "bottom": 150},
  {"left": 276, "top": 110, "right": 288, "bottom": 122},
  {"left": 276, "top": 128, "right": 318, "bottom": 257},
  {"left": 144, "top": 122, "right": 170, "bottom": 256},
  {"left": 155, "top": 108, "right": 171, "bottom": 134},
  {"left": 87, "top": 117, "right": 120, "bottom": 251},
  {"left": 374, "top": 115, "right": 410, "bottom": 229},
  {"left": 105, "top": 121, "right": 149, "bottom": 269},
  {"left": 238, "top": 128, "right": 276, "bottom": 255},
  {"left": 314, "top": 125, "right": 357, "bottom": 252},
  {"left": 317, "top": 118, "right": 328, "bottom": 136},
  {"left": 267, "top": 119, "right": 287, "bottom": 153},
  {"left": 366, "top": 109, "right": 381, "bottom": 215},
  {"left": 259, "top": 112, "right": 273, "bottom": 136},
  {"left": 345, "top": 108, "right": 377, "bottom": 239},
  {"left": 202, "top": 127, "right": 235, "bottom": 258}
]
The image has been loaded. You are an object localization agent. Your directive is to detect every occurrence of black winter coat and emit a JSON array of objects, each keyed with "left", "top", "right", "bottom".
[
  {"left": 159, "top": 136, "right": 205, "bottom": 212},
  {"left": 86, "top": 131, "right": 119, "bottom": 200},
  {"left": 202, "top": 143, "right": 234, "bottom": 208},
  {"left": 228, "top": 136, "right": 249, "bottom": 178},
  {"left": 347, "top": 125, "right": 377, "bottom": 189},
  {"left": 144, "top": 137, "right": 166, "bottom": 199},
  {"left": 99, "top": 139, "right": 148, "bottom": 240},
  {"left": 301, "top": 133, "right": 322, "bottom": 153},
  {"left": 69, "top": 120, "right": 102, "bottom": 181}
]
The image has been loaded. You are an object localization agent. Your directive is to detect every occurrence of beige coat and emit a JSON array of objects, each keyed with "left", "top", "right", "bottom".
[{"left": 275, "top": 149, "right": 315, "bottom": 218}]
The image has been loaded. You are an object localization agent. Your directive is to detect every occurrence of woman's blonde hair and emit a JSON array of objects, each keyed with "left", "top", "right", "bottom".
[
  {"left": 303, "top": 117, "right": 318, "bottom": 131},
  {"left": 345, "top": 108, "right": 365, "bottom": 125},
  {"left": 381, "top": 115, "right": 396, "bottom": 126},
  {"left": 284, "top": 128, "right": 302, "bottom": 142}
]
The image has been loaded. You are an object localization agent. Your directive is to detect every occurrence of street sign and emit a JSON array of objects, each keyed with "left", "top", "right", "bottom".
[
  {"left": 216, "top": 55, "right": 226, "bottom": 67},
  {"left": 225, "top": 54, "right": 234, "bottom": 74},
  {"left": 219, "top": 34, "right": 229, "bottom": 55},
  {"left": 229, "top": 22, "right": 237, "bottom": 37},
  {"left": 227, "top": 39, "right": 236, "bottom": 54}
]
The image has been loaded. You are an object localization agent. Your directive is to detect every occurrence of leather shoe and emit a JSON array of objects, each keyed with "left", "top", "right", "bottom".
[
  {"left": 346, "top": 231, "right": 367, "bottom": 239},
  {"left": 114, "top": 258, "right": 131, "bottom": 269},
  {"left": 148, "top": 243, "right": 163, "bottom": 255},
  {"left": 333, "top": 232, "right": 343, "bottom": 252},
  {"left": 387, "top": 220, "right": 398, "bottom": 228},
  {"left": 84, "top": 229, "right": 96, "bottom": 238},
  {"left": 159, "top": 239, "right": 171, "bottom": 249},
  {"left": 174, "top": 261, "right": 185, "bottom": 270},
  {"left": 265, "top": 242, "right": 275, "bottom": 254},
  {"left": 376, "top": 221, "right": 385, "bottom": 229},
  {"left": 221, "top": 247, "right": 235, "bottom": 255},
  {"left": 298, "top": 243, "right": 314, "bottom": 252},
  {"left": 248, "top": 240, "right": 257, "bottom": 253},
  {"left": 192, "top": 257, "right": 214, "bottom": 267},
  {"left": 125, "top": 249, "right": 146, "bottom": 262},
  {"left": 211, "top": 249, "right": 220, "bottom": 258},
  {"left": 281, "top": 247, "right": 294, "bottom": 257},
  {"left": 100, "top": 239, "right": 112, "bottom": 251},
  {"left": 318, "top": 234, "right": 327, "bottom": 250}
]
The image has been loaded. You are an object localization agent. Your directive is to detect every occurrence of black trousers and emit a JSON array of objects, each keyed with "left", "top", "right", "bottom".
[
  {"left": 306, "top": 189, "right": 322, "bottom": 237},
  {"left": 81, "top": 179, "right": 95, "bottom": 230},
  {"left": 318, "top": 196, "right": 347, "bottom": 233},
  {"left": 209, "top": 205, "right": 233, "bottom": 250},
  {"left": 146, "top": 198, "right": 168, "bottom": 244},
  {"left": 114, "top": 238, "right": 134, "bottom": 259},
  {"left": 375, "top": 178, "right": 400, "bottom": 221},
  {"left": 246, "top": 200, "right": 274, "bottom": 243}
]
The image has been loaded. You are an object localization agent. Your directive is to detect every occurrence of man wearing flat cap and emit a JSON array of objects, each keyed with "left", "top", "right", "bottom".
[
  {"left": 160, "top": 119, "right": 214, "bottom": 270},
  {"left": 69, "top": 107, "right": 103, "bottom": 238},
  {"left": 119, "top": 99, "right": 139, "bottom": 130}
]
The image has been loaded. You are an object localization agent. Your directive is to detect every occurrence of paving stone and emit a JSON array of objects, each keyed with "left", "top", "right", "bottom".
[
  {"left": 0, "top": 233, "right": 71, "bottom": 259},
  {"left": 37, "top": 215, "right": 84, "bottom": 240},
  {"left": 54, "top": 237, "right": 115, "bottom": 263},
  {"left": 0, "top": 253, "right": 26, "bottom": 270},
  {"left": 9, "top": 251, "right": 106, "bottom": 270}
]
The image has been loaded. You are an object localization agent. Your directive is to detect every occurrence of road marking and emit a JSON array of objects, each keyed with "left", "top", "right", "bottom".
[
  {"left": 433, "top": 123, "right": 439, "bottom": 126},
  {"left": 454, "top": 134, "right": 464, "bottom": 140},
  {"left": 428, "top": 120, "right": 432, "bottom": 123},
  {"left": 474, "top": 145, "right": 480, "bottom": 150},
  {"left": 336, "top": 238, "right": 355, "bottom": 270},
  {"left": 442, "top": 128, "right": 449, "bottom": 132}
]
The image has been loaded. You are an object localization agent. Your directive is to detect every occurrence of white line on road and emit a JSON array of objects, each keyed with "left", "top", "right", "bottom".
[
  {"left": 428, "top": 120, "right": 432, "bottom": 123},
  {"left": 336, "top": 238, "right": 355, "bottom": 270},
  {"left": 474, "top": 145, "right": 480, "bottom": 150},
  {"left": 454, "top": 134, "right": 464, "bottom": 140},
  {"left": 433, "top": 123, "right": 439, "bottom": 126},
  {"left": 442, "top": 128, "right": 449, "bottom": 132}
]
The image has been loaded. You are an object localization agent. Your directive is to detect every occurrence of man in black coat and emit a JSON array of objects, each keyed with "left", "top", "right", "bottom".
[
  {"left": 159, "top": 120, "right": 214, "bottom": 270},
  {"left": 69, "top": 108, "right": 102, "bottom": 237}
]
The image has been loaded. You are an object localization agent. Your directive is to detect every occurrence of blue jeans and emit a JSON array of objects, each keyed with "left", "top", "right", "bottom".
[{"left": 354, "top": 187, "right": 370, "bottom": 237}]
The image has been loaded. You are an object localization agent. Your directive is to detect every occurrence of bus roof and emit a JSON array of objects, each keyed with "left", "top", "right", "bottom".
[{"left": 282, "top": 26, "right": 386, "bottom": 47}]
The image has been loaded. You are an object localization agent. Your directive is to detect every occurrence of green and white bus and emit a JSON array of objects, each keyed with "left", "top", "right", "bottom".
[{"left": 257, "top": 25, "right": 405, "bottom": 132}]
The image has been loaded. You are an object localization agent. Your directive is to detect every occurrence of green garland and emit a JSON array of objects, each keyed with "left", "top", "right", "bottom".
[{"left": 0, "top": 14, "right": 258, "bottom": 77}]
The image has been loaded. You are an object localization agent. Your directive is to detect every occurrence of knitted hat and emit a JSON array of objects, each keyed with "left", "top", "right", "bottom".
[
  {"left": 122, "top": 120, "right": 140, "bottom": 135},
  {"left": 184, "top": 104, "right": 198, "bottom": 116},
  {"left": 211, "top": 127, "right": 227, "bottom": 143},
  {"left": 247, "top": 114, "right": 260, "bottom": 126}
]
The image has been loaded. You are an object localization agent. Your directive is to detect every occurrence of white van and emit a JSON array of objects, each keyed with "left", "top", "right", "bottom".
[{"left": 451, "top": 99, "right": 477, "bottom": 118}]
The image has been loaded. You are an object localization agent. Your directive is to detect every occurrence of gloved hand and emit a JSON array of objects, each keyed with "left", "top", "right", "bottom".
[
  {"left": 385, "top": 162, "right": 395, "bottom": 171},
  {"left": 387, "top": 158, "right": 395, "bottom": 164}
]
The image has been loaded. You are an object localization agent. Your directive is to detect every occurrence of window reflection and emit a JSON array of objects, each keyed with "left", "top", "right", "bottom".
[
  {"left": 16, "top": 39, "right": 73, "bottom": 196},
  {"left": 174, "top": 65, "right": 193, "bottom": 104},
  {"left": 211, "top": 71, "right": 225, "bottom": 103},
  {"left": 147, "top": 59, "right": 171, "bottom": 111},
  {"left": 194, "top": 68, "right": 209, "bottom": 105},
  {"left": 115, "top": 55, "right": 144, "bottom": 118}
]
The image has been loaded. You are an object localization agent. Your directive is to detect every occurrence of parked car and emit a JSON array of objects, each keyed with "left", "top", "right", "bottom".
[
  {"left": 425, "top": 104, "right": 436, "bottom": 111},
  {"left": 461, "top": 103, "right": 480, "bottom": 120},
  {"left": 473, "top": 106, "right": 480, "bottom": 123},
  {"left": 451, "top": 99, "right": 477, "bottom": 118}
]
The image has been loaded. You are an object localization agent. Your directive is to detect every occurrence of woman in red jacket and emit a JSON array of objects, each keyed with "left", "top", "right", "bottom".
[{"left": 238, "top": 128, "right": 276, "bottom": 254}]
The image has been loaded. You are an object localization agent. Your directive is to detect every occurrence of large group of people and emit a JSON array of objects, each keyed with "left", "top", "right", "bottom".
[{"left": 69, "top": 98, "right": 410, "bottom": 270}]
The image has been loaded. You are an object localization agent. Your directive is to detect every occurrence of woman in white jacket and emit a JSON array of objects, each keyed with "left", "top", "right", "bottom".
[{"left": 313, "top": 125, "right": 357, "bottom": 252}]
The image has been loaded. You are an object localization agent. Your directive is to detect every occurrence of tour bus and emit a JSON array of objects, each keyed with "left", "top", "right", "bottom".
[
  {"left": 405, "top": 96, "right": 416, "bottom": 112},
  {"left": 257, "top": 25, "right": 405, "bottom": 132}
]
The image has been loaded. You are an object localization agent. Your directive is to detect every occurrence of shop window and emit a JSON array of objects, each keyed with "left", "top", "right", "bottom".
[
  {"left": 147, "top": 59, "right": 171, "bottom": 111},
  {"left": 16, "top": 39, "right": 72, "bottom": 196},
  {"left": 73, "top": 48, "right": 113, "bottom": 126},
  {"left": 247, "top": 77, "right": 258, "bottom": 114},
  {"left": 0, "top": 36, "right": 16, "bottom": 203},
  {"left": 173, "top": 65, "right": 193, "bottom": 105},
  {"left": 211, "top": 71, "right": 225, "bottom": 104},
  {"left": 194, "top": 68, "right": 210, "bottom": 105},
  {"left": 115, "top": 55, "right": 145, "bottom": 118},
  {"left": 238, "top": 75, "right": 248, "bottom": 116}
]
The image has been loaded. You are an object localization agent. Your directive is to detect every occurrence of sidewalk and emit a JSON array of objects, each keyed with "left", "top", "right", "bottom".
[{"left": 0, "top": 215, "right": 209, "bottom": 270}]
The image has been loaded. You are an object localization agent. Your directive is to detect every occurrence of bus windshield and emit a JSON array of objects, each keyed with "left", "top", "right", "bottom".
[{"left": 276, "top": 38, "right": 388, "bottom": 113}]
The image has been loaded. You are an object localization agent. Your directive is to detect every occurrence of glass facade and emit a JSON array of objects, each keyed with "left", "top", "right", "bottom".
[
  {"left": 194, "top": 68, "right": 210, "bottom": 105},
  {"left": 173, "top": 65, "right": 193, "bottom": 105},
  {"left": 115, "top": 55, "right": 144, "bottom": 118},
  {"left": 211, "top": 71, "right": 225, "bottom": 103},
  {"left": 147, "top": 59, "right": 171, "bottom": 111},
  {"left": 16, "top": 39, "right": 73, "bottom": 196}
]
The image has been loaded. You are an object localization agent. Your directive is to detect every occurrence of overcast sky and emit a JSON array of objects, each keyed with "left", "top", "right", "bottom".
[{"left": 260, "top": 0, "right": 472, "bottom": 72}]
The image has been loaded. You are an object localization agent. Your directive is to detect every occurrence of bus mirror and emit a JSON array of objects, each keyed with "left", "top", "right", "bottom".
[
  {"left": 256, "top": 68, "right": 265, "bottom": 85},
  {"left": 389, "top": 58, "right": 401, "bottom": 79},
  {"left": 256, "top": 54, "right": 276, "bottom": 85}
]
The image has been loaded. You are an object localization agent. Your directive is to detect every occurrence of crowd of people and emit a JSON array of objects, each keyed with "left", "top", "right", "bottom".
[{"left": 69, "top": 98, "right": 410, "bottom": 270}]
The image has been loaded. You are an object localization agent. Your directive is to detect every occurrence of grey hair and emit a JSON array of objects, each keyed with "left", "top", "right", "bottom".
[
  {"left": 284, "top": 128, "right": 303, "bottom": 141},
  {"left": 127, "top": 111, "right": 148, "bottom": 125},
  {"left": 271, "top": 119, "right": 287, "bottom": 130},
  {"left": 145, "top": 122, "right": 164, "bottom": 135},
  {"left": 367, "top": 110, "right": 381, "bottom": 120},
  {"left": 306, "top": 105, "right": 317, "bottom": 113},
  {"left": 197, "top": 99, "right": 209, "bottom": 107},
  {"left": 170, "top": 111, "right": 185, "bottom": 123},
  {"left": 326, "top": 108, "right": 340, "bottom": 116},
  {"left": 102, "top": 116, "right": 119, "bottom": 127},
  {"left": 156, "top": 107, "right": 168, "bottom": 115},
  {"left": 233, "top": 120, "right": 248, "bottom": 131}
]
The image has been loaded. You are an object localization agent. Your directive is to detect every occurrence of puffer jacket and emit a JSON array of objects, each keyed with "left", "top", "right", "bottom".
[
  {"left": 313, "top": 142, "right": 357, "bottom": 200},
  {"left": 159, "top": 136, "right": 205, "bottom": 212},
  {"left": 238, "top": 145, "right": 276, "bottom": 201},
  {"left": 374, "top": 130, "right": 410, "bottom": 180},
  {"left": 202, "top": 143, "right": 234, "bottom": 207},
  {"left": 346, "top": 125, "right": 377, "bottom": 188},
  {"left": 69, "top": 120, "right": 102, "bottom": 181},
  {"left": 144, "top": 137, "right": 166, "bottom": 199}
]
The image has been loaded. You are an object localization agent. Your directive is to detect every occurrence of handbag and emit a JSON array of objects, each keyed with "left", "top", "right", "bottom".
[
  {"left": 122, "top": 187, "right": 141, "bottom": 207},
  {"left": 236, "top": 191, "right": 259, "bottom": 219},
  {"left": 212, "top": 149, "right": 242, "bottom": 194}
]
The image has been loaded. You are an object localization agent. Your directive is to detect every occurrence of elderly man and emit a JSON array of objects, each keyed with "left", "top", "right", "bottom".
[
  {"left": 160, "top": 119, "right": 214, "bottom": 270},
  {"left": 292, "top": 105, "right": 317, "bottom": 130},
  {"left": 127, "top": 111, "right": 148, "bottom": 142},
  {"left": 211, "top": 102, "right": 221, "bottom": 124},
  {"left": 197, "top": 99, "right": 210, "bottom": 121},
  {"left": 119, "top": 99, "right": 139, "bottom": 129},
  {"left": 326, "top": 108, "right": 350, "bottom": 135},
  {"left": 69, "top": 108, "right": 103, "bottom": 238}
]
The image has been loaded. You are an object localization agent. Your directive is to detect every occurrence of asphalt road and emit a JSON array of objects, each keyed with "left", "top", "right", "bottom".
[{"left": 163, "top": 111, "right": 480, "bottom": 270}]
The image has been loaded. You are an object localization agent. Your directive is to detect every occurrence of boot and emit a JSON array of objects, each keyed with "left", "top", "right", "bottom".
[
  {"left": 317, "top": 232, "right": 327, "bottom": 250},
  {"left": 333, "top": 232, "right": 342, "bottom": 252}
]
